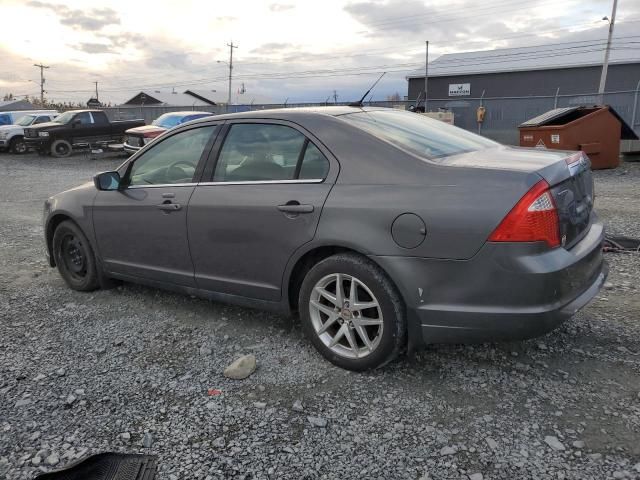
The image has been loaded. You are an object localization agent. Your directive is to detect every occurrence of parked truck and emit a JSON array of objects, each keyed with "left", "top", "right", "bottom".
[
  {"left": 24, "top": 110, "right": 145, "bottom": 157},
  {"left": 0, "top": 111, "right": 58, "bottom": 154}
]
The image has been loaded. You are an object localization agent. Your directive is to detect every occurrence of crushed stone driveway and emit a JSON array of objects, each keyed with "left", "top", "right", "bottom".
[{"left": 1, "top": 152, "right": 639, "bottom": 480}]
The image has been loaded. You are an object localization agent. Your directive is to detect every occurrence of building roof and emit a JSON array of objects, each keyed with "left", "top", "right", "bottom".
[
  {"left": 0, "top": 99, "right": 36, "bottom": 111},
  {"left": 407, "top": 38, "right": 640, "bottom": 78},
  {"left": 122, "top": 91, "right": 217, "bottom": 106}
]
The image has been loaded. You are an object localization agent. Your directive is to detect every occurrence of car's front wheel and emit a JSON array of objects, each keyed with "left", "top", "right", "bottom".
[
  {"left": 52, "top": 221, "right": 99, "bottom": 291},
  {"left": 299, "top": 253, "right": 406, "bottom": 371},
  {"left": 9, "top": 137, "right": 27, "bottom": 154}
]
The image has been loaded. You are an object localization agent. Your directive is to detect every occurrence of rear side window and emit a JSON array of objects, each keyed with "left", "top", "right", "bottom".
[
  {"left": 340, "top": 110, "right": 498, "bottom": 159},
  {"left": 214, "top": 123, "right": 328, "bottom": 182}
]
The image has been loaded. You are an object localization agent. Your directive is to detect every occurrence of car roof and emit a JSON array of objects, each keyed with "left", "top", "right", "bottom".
[
  {"left": 159, "top": 111, "right": 214, "bottom": 117},
  {"left": 184, "top": 106, "right": 389, "bottom": 124}
]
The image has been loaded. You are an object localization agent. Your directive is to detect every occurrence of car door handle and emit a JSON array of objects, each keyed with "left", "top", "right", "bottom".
[
  {"left": 156, "top": 203, "right": 182, "bottom": 211},
  {"left": 277, "top": 203, "right": 314, "bottom": 214}
]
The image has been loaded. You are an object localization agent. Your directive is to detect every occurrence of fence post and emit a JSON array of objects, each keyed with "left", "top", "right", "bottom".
[
  {"left": 478, "top": 90, "right": 485, "bottom": 135},
  {"left": 554, "top": 87, "right": 560, "bottom": 109},
  {"left": 632, "top": 79, "right": 640, "bottom": 132}
]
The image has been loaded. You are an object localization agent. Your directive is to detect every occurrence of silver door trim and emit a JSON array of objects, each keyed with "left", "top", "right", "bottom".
[
  {"left": 198, "top": 179, "right": 324, "bottom": 186},
  {"left": 127, "top": 183, "right": 197, "bottom": 189}
]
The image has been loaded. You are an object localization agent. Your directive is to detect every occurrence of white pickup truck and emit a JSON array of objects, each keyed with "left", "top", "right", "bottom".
[{"left": 0, "top": 111, "right": 58, "bottom": 153}]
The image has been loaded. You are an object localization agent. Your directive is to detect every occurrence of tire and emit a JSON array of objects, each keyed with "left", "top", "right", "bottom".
[
  {"left": 51, "top": 139, "right": 72, "bottom": 158},
  {"left": 9, "top": 136, "right": 27, "bottom": 154},
  {"left": 298, "top": 253, "right": 406, "bottom": 371},
  {"left": 52, "top": 220, "right": 99, "bottom": 291}
]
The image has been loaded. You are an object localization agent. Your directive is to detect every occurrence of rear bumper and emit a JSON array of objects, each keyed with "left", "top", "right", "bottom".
[{"left": 371, "top": 219, "right": 606, "bottom": 345}]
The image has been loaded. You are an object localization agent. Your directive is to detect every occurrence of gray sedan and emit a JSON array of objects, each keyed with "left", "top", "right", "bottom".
[{"left": 43, "top": 107, "right": 606, "bottom": 370}]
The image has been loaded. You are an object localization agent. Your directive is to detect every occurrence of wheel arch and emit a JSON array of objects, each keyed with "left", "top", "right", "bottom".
[
  {"left": 46, "top": 213, "right": 81, "bottom": 267},
  {"left": 285, "top": 243, "right": 398, "bottom": 314}
]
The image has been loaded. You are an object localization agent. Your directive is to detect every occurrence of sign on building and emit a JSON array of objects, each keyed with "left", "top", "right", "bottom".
[{"left": 448, "top": 83, "right": 471, "bottom": 96}]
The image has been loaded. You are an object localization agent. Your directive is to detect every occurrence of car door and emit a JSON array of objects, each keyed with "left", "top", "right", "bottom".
[
  {"left": 93, "top": 124, "right": 219, "bottom": 286},
  {"left": 188, "top": 120, "right": 337, "bottom": 302}
]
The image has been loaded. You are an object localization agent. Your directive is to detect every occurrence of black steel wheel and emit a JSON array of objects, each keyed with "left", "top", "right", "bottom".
[
  {"left": 51, "top": 139, "right": 72, "bottom": 158},
  {"left": 52, "top": 221, "right": 99, "bottom": 291}
]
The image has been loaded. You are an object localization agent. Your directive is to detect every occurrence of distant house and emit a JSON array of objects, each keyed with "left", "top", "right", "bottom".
[
  {"left": 0, "top": 99, "right": 36, "bottom": 111},
  {"left": 121, "top": 90, "right": 218, "bottom": 107},
  {"left": 120, "top": 89, "right": 274, "bottom": 107}
]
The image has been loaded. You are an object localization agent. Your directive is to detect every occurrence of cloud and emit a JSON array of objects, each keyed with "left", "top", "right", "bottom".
[
  {"left": 26, "top": 1, "right": 120, "bottom": 31},
  {"left": 269, "top": 3, "right": 295, "bottom": 12},
  {"left": 76, "top": 42, "right": 115, "bottom": 54},
  {"left": 250, "top": 42, "right": 298, "bottom": 55}
]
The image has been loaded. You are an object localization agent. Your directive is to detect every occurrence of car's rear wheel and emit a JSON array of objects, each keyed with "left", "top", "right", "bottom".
[
  {"left": 52, "top": 221, "right": 99, "bottom": 291},
  {"left": 299, "top": 253, "right": 406, "bottom": 371},
  {"left": 51, "top": 139, "right": 72, "bottom": 158},
  {"left": 9, "top": 137, "right": 27, "bottom": 154}
]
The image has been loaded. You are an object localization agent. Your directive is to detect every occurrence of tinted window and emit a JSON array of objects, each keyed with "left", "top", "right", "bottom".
[
  {"left": 33, "top": 116, "right": 50, "bottom": 124},
  {"left": 0, "top": 115, "right": 10, "bottom": 126},
  {"left": 340, "top": 110, "right": 498, "bottom": 159},
  {"left": 128, "top": 126, "right": 215, "bottom": 186},
  {"left": 299, "top": 142, "right": 329, "bottom": 179},
  {"left": 214, "top": 124, "right": 306, "bottom": 182}
]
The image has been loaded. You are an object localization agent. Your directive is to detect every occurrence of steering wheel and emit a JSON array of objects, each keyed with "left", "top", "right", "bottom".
[{"left": 166, "top": 160, "right": 195, "bottom": 182}]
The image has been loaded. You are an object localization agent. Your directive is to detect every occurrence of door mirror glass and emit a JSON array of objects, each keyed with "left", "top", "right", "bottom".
[{"left": 94, "top": 171, "right": 121, "bottom": 191}]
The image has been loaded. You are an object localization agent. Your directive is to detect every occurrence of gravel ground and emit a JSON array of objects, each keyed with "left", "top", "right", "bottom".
[{"left": 1, "top": 151, "right": 639, "bottom": 480}]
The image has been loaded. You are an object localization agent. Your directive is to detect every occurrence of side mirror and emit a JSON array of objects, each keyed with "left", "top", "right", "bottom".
[{"left": 93, "top": 171, "right": 121, "bottom": 191}]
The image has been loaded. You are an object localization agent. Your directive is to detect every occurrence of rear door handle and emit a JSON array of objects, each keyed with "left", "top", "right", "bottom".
[
  {"left": 277, "top": 203, "right": 314, "bottom": 214},
  {"left": 156, "top": 203, "right": 182, "bottom": 211}
]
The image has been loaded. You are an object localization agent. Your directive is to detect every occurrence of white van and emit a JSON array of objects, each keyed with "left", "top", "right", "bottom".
[{"left": 0, "top": 110, "right": 58, "bottom": 153}]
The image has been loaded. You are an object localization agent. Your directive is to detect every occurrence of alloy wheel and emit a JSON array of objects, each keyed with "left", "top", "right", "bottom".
[{"left": 309, "top": 273, "right": 384, "bottom": 359}]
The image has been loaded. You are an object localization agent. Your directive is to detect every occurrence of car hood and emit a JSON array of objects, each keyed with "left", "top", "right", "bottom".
[
  {"left": 125, "top": 125, "right": 167, "bottom": 135},
  {"left": 28, "top": 121, "right": 65, "bottom": 130}
]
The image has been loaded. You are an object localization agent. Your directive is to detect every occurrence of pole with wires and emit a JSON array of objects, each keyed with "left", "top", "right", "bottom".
[
  {"left": 598, "top": 0, "right": 618, "bottom": 102},
  {"left": 227, "top": 41, "right": 238, "bottom": 112},
  {"left": 33, "top": 63, "right": 49, "bottom": 105},
  {"left": 424, "top": 41, "right": 429, "bottom": 112}
]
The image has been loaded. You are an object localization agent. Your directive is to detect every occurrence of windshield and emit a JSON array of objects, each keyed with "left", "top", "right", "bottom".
[
  {"left": 340, "top": 109, "right": 498, "bottom": 159},
  {"left": 52, "top": 111, "right": 76, "bottom": 124},
  {"left": 16, "top": 115, "right": 36, "bottom": 126},
  {"left": 152, "top": 114, "right": 185, "bottom": 129}
]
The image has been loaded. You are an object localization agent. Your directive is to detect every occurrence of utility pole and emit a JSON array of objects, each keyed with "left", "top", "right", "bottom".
[
  {"left": 227, "top": 41, "right": 238, "bottom": 110},
  {"left": 33, "top": 63, "right": 49, "bottom": 105},
  {"left": 94, "top": 81, "right": 99, "bottom": 101},
  {"left": 333, "top": 90, "right": 338, "bottom": 103},
  {"left": 598, "top": 0, "right": 618, "bottom": 101},
  {"left": 424, "top": 41, "right": 429, "bottom": 112}
]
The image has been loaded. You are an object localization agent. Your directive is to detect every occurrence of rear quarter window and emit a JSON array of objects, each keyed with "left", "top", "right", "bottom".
[{"left": 339, "top": 110, "right": 498, "bottom": 160}]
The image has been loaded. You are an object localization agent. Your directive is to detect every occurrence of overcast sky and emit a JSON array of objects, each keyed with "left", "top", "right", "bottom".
[{"left": 1, "top": 0, "right": 638, "bottom": 105}]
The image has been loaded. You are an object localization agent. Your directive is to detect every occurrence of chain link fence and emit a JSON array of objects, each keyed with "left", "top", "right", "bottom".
[{"left": 97, "top": 87, "right": 640, "bottom": 152}]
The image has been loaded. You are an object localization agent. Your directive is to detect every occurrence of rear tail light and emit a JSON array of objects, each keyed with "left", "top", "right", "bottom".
[
  {"left": 143, "top": 130, "right": 164, "bottom": 144},
  {"left": 489, "top": 180, "right": 561, "bottom": 248}
]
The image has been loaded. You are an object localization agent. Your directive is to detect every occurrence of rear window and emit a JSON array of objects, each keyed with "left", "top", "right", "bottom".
[{"left": 340, "top": 110, "right": 498, "bottom": 159}]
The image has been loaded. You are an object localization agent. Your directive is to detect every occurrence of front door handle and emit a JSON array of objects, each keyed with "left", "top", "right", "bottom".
[
  {"left": 157, "top": 203, "right": 182, "bottom": 212},
  {"left": 277, "top": 203, "right": 314, "bottom": 214}
]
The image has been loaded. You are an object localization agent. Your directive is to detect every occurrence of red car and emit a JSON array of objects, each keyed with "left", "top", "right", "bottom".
[{"left": 123, "top": 111, "right": 214, "bottom": 154}]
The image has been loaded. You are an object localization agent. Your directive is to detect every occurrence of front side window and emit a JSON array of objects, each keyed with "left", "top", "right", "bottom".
[
  {"left": 33, "top": 116, "right": 50, "bottom": 125},
  {"left": 214, "top": 123, "right": 327, "bottom": 182},
  {"left": 340, "top": 110, "right": 498, "bottom": 160},
  {"left": 128, "top": 126, "right": 215, "bottom": 186}
]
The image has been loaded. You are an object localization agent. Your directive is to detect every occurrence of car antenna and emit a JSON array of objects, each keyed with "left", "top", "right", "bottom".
[{"left": 349, "top": 72, "right": 386, "bottom": 107}]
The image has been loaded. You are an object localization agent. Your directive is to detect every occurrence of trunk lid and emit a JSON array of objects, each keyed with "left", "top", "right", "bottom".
[{"left": 440, "top": 146, "right": 594, "bottom": 249}]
